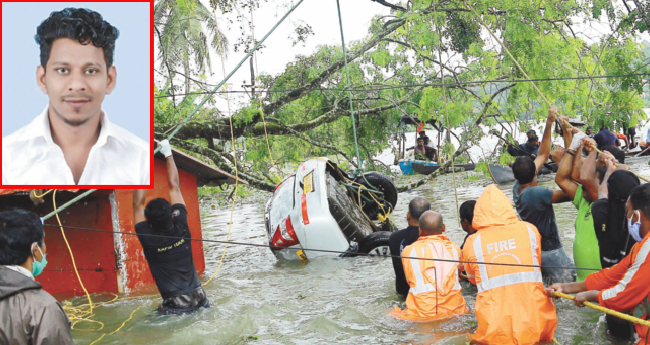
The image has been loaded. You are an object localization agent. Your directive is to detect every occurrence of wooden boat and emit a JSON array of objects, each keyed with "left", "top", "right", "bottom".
[
  {"left": 487, "top": 163, "right": 516, "bottom": 184},
  {"left": 411, "top": 161, "right": 440, "bottom": 175},
  {"left": 411, "top": 161, "right": 475, "bottom": 175},
  {"left": 488, "top": 162, "right": 555, "bottom": 184}
]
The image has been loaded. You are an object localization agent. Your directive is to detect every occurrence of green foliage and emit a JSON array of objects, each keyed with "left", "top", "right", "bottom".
[{"left": 155, "top": 0, "right": 650, "bottom": 190}]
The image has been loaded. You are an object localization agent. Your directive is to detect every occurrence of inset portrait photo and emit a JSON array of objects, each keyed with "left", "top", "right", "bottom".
[{"left": 1, "top": 2, "right": 151, "bottom": 187}]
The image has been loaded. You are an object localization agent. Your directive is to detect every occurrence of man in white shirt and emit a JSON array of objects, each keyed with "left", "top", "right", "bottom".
[{"left": 1, "top": 8, "right": 149, "bottom": 185}]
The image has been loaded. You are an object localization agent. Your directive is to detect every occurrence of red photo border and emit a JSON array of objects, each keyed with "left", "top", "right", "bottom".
[{"left": 0, "top": 0, "right": 154, "bottom": 189}]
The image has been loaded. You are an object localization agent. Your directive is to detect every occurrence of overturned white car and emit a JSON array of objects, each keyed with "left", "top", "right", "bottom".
[{"left": 264, "top": 158, "right": 398, "bottom": 260}]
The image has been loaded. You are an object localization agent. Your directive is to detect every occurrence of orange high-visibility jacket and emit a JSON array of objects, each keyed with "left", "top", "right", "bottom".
[
  {"left": 586, "top": 233, "right": 650, "bottom": 345},
  {"left": 463, "top": 185, "right": 557, "bottom": 345},
  {"left": 390, "top": 234, "right": 469, "bottom": 321}
]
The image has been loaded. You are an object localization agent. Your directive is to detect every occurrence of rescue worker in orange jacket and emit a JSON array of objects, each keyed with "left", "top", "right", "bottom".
[
  {"left": 390, "top": 210, "right": 468, "bottom": 321},
  {"left": 546, "top": 183, "right": 650, "bottom": 345},
  {"left": 463, "top": 185, "right": 557, "bottom": 344}
]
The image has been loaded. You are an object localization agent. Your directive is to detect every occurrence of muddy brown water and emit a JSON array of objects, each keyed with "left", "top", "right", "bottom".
[{"left": 69, "top": 160, "right": 650, "bottom": 344}]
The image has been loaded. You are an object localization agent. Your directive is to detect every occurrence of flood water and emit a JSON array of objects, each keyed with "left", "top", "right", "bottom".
[{"left": 69, "top": 159, "right": 650, "bottom": 345}]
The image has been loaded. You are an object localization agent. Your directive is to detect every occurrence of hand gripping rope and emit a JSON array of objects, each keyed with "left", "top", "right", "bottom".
[{"left": 37, "top": 1, "right": 307, "bottom": 342}]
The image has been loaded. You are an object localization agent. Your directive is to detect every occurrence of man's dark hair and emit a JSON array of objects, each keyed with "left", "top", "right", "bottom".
[
  {"left": 596, "top": 166, "right": 607, "bottom": 184},
  {"left": 526, "top": 129, "right": 537, "bottom": 137},
  {"left": 601, "top": 145, "right": 625, "bottom": 164},
  {"left": 0, "top": 210, "right": 44, "bottom": 265},
  {"left": 459, "top": 200, "right": 476, "bottom": 223},
  {"left": 145, "top": 198, "right": 173, "bottom": 230},
  {"left": 527, "top": 136, "right": 539, "bottom": 145},
  {"left": 512, "top": 156, "right": 536, "bottom": 184},
  {"left": 417, "top": 137, "right": 424, "bottom": 142},
  {"left": 630, "top": 184, "right": 650, "bottom": 219},
  {"left": 408, "top": 196, "right": 430, "bottom": 220},
  {"left": 586, "top": 126, "right": 593, "bottom": 131},
  {"left": 35, "top": 8, "right": 119, "bottom": 69}
]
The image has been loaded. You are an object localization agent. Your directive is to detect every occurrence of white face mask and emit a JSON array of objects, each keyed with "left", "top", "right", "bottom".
[{"left": 627, "top": 210, "right": 644, "bottom": 242}]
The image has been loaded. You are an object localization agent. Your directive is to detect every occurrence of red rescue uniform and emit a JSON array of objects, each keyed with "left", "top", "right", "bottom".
[
  {"left": 390, "top": 234, "right": 468, "bottom": 321},
  {"left": 586, "top": 233, "right": 650, "bottom": 345},
  {"left": 464, "top": 185, "right": 557, "bottom": 344}
]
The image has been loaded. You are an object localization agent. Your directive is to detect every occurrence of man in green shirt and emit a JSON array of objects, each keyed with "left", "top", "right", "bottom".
[{"left": 555, "top": 121, "right": 606, "bottom": 280}]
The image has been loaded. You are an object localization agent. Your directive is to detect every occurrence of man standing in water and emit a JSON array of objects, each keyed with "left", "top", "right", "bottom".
[
  {"left": 390, "top": 211, "right": 468, "bottom": 321},
  {"left": 2, "top": 8, "right": 149, "bottom": 185},
  {"left": 133, "top": 140, "right": 209, "bottom": 314},
  {"left": 389, "top": 197, "right": 430, "bottom": 298},
  {"left": 511, "top": 106, "right": 576, "bottom": 283}
]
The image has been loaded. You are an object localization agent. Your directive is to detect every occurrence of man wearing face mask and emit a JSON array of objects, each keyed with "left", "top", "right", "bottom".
[
  {"left": 547, "top": 183, "right": 650, "bottom": 345},
  {"left": 0, "top": 210, "right": 74, "bottom": 344}
]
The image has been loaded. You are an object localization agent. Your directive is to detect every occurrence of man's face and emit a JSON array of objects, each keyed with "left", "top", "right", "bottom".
[
  {"left": 529, "top": 140, "right": 539, "bottom": 148},
  {"left": 586, "top": 128, "right": 592, "bottom": 135},
  {"left": 37, "top": 38, "right": 116, "bottom": 126},
  {"left": 417, "top": 139, "right": 424, "bottom": 146}
]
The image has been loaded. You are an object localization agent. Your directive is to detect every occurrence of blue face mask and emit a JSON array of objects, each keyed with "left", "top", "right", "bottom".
[
  {"left": 31, "top": 243, "right": 48, "bottom": 277},
  {"left": 627, "top": 211, "right": 644, "bottom": 242}
]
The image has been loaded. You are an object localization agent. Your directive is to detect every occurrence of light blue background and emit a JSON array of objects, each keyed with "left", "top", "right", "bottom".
[{"left": 2, "top": 2, "right": 150, "bottom": 142}]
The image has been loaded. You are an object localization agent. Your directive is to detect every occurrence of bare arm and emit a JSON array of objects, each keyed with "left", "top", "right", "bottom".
[
  {"left": 535, "top": 107, "right": 558, "bottom": 172},
  {"left": 133, "top": 189, "right": 147, "bottom": 224},
  {"left": 551, "top": 189, "right": 572, "bottom": 203},
  {"left": 555, "top": 143, "right": 578, "bottom": 201},
  {"left": 599, "top": 159, "right": 617, "bottom": 199},
  {"left": 570, "top": 146, "right": 584, "bottom": 183},
  {"left": 167, "top": 155, "right": 185, "bottom": 206},
  {"left": 580, "top": 149, "right": 600, "bottom": 202}
]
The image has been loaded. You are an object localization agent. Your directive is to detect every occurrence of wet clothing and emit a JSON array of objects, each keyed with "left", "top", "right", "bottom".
[
  {"left": 540, "top": 247, "right": 576, "bottom": 284},
  {"left": 513, "top": 181, "right": 562, "bottom": 251},
  {"left": 513, "top": 181, "right": 575, "bottom": 282},
  {"left": 0, "top": 266, "right": 74, "bottom": 345},
  {"left": 572, "top": 186, "right": 602, "bottom": 281},
  {"left": 389, "top": 225, "right": 420, "bottom": 297},
  {"left": 591, "top": 170, "right": 640, "bottom": 268},
  {"left": 390, "top": 234, "right": 468, "bottom": 321},
  {"left": 592, "top": 199, "right": 636, "bottom": 268},
  {"left": 465, "top": 185, "right": 557, "bottom": 345},
  {"left": 586, "top": 232, "right": 650, "bottom": 345},
  {"left": 594, "top": 129, "right": 618, "bottom": 149},
  {"left": 159, "top": 287, "right": 210, "bottom": 315},
  {"left": 507, "top": 142, "right": 539, "bottom": 157},
  {"left": 135, "top": 203, "right": 209, "bottom": 311}
]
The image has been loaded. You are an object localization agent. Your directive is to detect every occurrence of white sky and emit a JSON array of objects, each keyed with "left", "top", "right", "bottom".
[{"left": 154, "top": 0, "right": 650, "bottom": 115}]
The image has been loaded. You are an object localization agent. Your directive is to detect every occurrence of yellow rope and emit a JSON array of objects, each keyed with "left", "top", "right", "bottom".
[
  {"left": 202, "top": 17, "right": 237, "bottom": 287},
  {"left": 249, "top": 2, "right": 280, "bottom": 180},
  {"left": 88, "top": 305, "right": 143, "bottom": 345},
  {"left": 53, "top": 190, "right": 101, "bottom": 330},
  {"left": 433, "top": 3, "right": 460, "bottom": 227},
  {"left": 561, "top": 120, "right": 650, "bottom": 183},
  {"left": 552, "top": 291, "right": 650, "bottom": 328},
  {"left": 552, "top": 337, "right": 562, "bottom": 345},
  {"left": 463, "top": 0, "right": 650, "bottom": 183},
  {"left": 257, "top": 92, "right": 281, "bottom": 181},
  {"left": 32, "top": 189, "right": 53, "bottom": 198}
]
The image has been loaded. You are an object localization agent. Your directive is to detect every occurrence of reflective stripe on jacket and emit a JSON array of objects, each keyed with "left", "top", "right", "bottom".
[
  {"left": 390, "top": 234, "right": 468, "bottom": 321},
  {"left": 464, "top": 185, "right": 557, "bottom": 345},
  {"left": 586, "top": 232, "right": 650, "bottom": 345}
]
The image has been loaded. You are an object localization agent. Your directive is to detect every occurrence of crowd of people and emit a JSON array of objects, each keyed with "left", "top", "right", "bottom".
[{"left": 390, "top": 107, "right": 650, "bottom": 344}]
